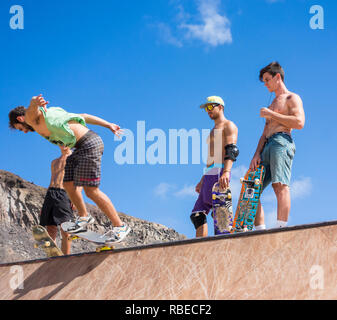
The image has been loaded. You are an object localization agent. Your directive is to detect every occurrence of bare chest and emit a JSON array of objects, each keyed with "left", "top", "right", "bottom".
[
  {"left": 269, "top": 96, "right": 289, "bottom": 115},
  {"left": 27, "top": 114, "right": 51, "bottom": 137}
]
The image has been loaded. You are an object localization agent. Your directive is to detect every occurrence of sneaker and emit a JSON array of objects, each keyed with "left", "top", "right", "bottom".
[
  {"left": 104, "top": 224, "right": 131, "bottom": 244},
  {"left": 67, "top": 214, "right": 95, "bottom": 233}
]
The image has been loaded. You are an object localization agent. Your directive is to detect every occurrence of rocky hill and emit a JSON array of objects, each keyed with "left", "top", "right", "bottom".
[{"left": 0, "top": 170, "right": 186, "bottom": 263}]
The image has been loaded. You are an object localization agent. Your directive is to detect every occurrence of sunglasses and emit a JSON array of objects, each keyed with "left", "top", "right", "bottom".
[{"left": 204, "top": 103, "right": 220, "bottom": 112}]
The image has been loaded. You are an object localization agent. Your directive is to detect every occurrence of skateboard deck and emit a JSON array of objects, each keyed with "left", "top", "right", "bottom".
[
  {"left": 232, "top": 165, "right": 265, "bottom": 233},
  {"left": 32, "top": 225, "right": 63, "bottom": 257},
  {"left": 61, "top": 221, "right": 116, "bottom": 252},
  {"left": 211, "top": 183, "right": 233, "bottom": 235}
]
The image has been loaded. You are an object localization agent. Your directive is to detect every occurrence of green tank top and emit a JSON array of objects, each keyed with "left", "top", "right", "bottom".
[{"left": 39, "top": 107, "right": 87, "bottom": 148}]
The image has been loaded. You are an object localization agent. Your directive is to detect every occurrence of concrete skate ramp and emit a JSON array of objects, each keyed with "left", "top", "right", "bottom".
[{"left": 1, "top": 221, "right": 337, "bottom": 300}]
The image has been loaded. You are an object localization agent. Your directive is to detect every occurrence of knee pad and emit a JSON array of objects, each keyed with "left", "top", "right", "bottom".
[{"left": 190, "top": 211, "right": 207, "bottom": 230}]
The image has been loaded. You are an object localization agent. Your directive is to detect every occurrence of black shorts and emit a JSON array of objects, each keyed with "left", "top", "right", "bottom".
[
  {"left": 63, "top": 130, "right": 104, "bottom": 187},
  {"left": 40, "top": 188, "right": 74, "bottom": 226}
]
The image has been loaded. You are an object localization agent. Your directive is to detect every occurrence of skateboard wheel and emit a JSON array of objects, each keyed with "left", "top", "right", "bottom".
[
  {"left": 34, "top": 243, "right": 39, "bottom": 249},
  {"left": 255, "top": 179, "right": 260, "bottom": 185},
  {"left": 212, "top": 194, "right": 216, "bottom": 200},
  {"left": 228, "top": 193, "right": 232, "bottom": 200},
  {"left": 240, "top": 178, "right": 244, "bottom": 183},
  {"left": 45, "top": 241, "right": 51, "bottom": 247}
]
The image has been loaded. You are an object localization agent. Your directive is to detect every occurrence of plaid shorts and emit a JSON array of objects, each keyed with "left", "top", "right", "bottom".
[{"left": 64, "top": 130, "right": 104, "bottom": 187}]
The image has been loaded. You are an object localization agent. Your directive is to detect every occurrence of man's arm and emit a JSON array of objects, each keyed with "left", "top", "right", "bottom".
[
  {"left": 25, "top": 94, "right": 48, "bottom": 124},
  {"left": 249, "top": 123, "right": 268, "bottom": 170},
  {"left": 223, "top": 122, "right": 238, "bottom": 173},
  {"left": 80, "top": 113, "right": 123, "bottom": 137},
  {"left": 260, "top": 94, "right": 305, "bottom": 129},
  {"left": 219, "top": 122, "right": 238, "bottom": 189}
]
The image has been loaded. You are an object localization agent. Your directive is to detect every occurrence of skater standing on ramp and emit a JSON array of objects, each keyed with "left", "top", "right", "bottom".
[
  {"left": 9, "top": 94, "right": 131, "bottom": 244},
  {"left": 40, "top": 146, "right": 76, "bottom": 255},
  {"left": 190, "top": 96, "right": 239, "bottom": 238},
  {"left": 249, "top": 62, "right": 305, "bottom": 230}
]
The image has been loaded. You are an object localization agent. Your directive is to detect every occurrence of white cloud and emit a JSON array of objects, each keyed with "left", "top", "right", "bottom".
[
  {"left": 174, "top": 184, "right": 196, "bottom": 198},
  {"left": 260, "top": 177, "right": 313, "bottom": 202},
  {"left": 154, "top": 182, "right": 175, "bottom": 199},
  {"left": 156, "top": 23, "right": 183, "bottom": 48},
  {"left": 153, "top": 0, "right": 232, "bottom": 48},
  {"left": 154, "top": 182, "right": 197, "bottom": 199},
  {"left": 290, "top": 177, "right": 313, "bottom": 200},
  {"left": 180, "top": 0, "right": 232, "bottom": 46}
]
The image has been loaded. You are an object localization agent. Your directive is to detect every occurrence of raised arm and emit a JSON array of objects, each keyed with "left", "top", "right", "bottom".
[
  {"left": 80, "top": 113, "right": 123, "bottom": 137},
  {"left": 25, "top": 94, "right": 48, "bottom": 124}
]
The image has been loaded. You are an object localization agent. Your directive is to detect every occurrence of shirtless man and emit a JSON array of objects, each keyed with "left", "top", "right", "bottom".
[
  {"left": 40, "top": 146, "right": 75, "bottom": 254},
  {"left": 249, "top": 62, "right": 305, "bottom": 229},
  {"left": 8, "top": 94, "right": 131, "bottom": 243},
  {"left": 190, "top": 96, "right": 239, "bottom": 237}
]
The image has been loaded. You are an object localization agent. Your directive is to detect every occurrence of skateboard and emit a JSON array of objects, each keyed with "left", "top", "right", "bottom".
[
  {"left": 61, "top": 221, "right": 116, "bottom": 252},
  {"left": 211, "top": 183, "right": 233, "bottom": 235},
  {"left": 232, "top": 165, "right": 265, "bottom": 233},
  {"left": 32, "top": 225, "right": 63, "bottom": 257}
]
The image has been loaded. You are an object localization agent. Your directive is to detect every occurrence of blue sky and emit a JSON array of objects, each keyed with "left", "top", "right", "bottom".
[{"left": 1, "top": 0, "right": 336, "bottom": 239}]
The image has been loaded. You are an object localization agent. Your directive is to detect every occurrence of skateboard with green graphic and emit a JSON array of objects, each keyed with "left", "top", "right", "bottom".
[{"left": 232, "top": 165, "right": 265, "bottom": 232}]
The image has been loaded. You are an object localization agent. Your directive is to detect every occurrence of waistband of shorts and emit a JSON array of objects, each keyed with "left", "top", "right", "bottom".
[
  {"left": 266, "top": 132, "right": 293, "bottom": 143},
  {"left": 47, "top": 187, "right": 66, "bottom": 192},
  {"left": 74, "top": 130, "right": 98, "bottom": 149},
  {"left": 203, "top": 163, "right": 224, "bottom": 175}
]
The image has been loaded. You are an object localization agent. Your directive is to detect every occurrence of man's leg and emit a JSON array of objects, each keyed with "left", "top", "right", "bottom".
[
  {"left": 63, "top": 181, "right": 88, "bottom": 217},
  {"left": 190, "top": 211, "right": 208, "bottom": 238},
  {"left": 84, "top": 186, "right": 123, "bottom": 227},
  {"left": 254, "top": 202, "right": 266, "bottom": 230},
  {"left": 272, "top": 183, "right": 291, "bottom": 225},
  {"left": 196, "top": 223, "right": 208, "bottom": 238},
  {"left": 254, "top": 168, "right": 270, "bottom": 230},
  {"left": 60, "top": 229, "right": 72, "bottom": 255},
  {"left": 267, "top": 134, "right": 295, "bottom": 227},
  {"left": 46, "top": 225, "right": 58, "bottom": 241},
  {"left": 46, "top": 225, "right": 71, "bottom": 255}
]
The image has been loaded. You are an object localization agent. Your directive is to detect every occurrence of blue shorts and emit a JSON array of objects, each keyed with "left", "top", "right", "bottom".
[{"left": 260, "top": 132, "right": 296, "bottom": 192}]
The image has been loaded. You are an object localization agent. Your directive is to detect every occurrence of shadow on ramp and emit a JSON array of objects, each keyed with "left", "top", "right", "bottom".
[{"left": 13, "top": 253, "right": 108, "bottom": 300}]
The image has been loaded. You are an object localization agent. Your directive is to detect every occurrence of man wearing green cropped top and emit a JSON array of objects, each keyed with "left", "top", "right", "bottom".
[{"left": 8, "top": 94, "right": 131, "bottom": 243}]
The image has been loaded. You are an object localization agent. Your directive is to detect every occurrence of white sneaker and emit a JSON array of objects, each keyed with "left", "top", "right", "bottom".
[
  {"left": 104, "top": 224, "right": 131, "bottom": 244},
  {"left": 68, "top": 214, "right": 95, "bottom": 233}
]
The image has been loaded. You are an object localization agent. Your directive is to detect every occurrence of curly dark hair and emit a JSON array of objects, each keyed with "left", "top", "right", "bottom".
[
  {"left": 259, "top": 61, "right": 285, "bottom": 83},
  {"left": 8, "top": 106, "right": 26, "bottom": 129}
]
